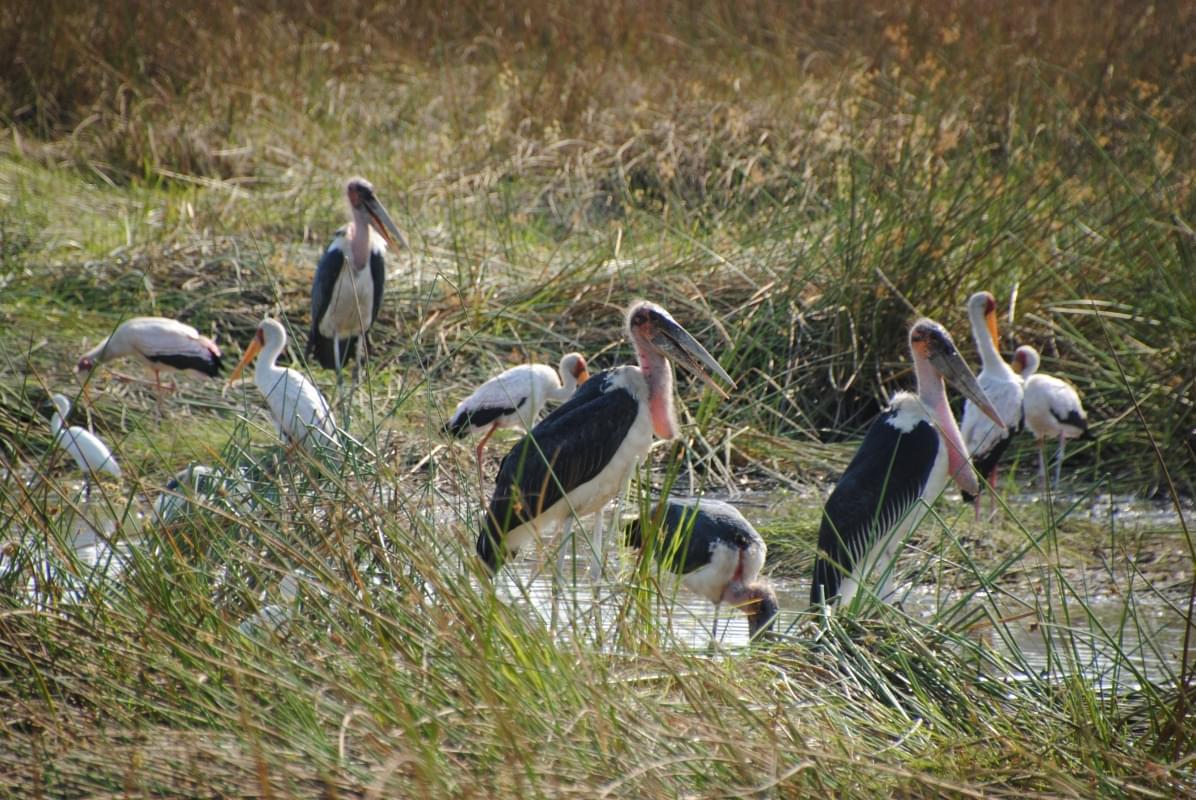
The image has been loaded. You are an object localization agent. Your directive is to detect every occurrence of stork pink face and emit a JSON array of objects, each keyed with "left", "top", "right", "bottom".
[
  {"left": 76, "top": 356, "right": 95, "bottom": 373},
  {"left": 346, "top": 176, "right": 408, "bottom": 250},
  {"left": 627, "top": 301, "right": 734, "bottom": 398}
]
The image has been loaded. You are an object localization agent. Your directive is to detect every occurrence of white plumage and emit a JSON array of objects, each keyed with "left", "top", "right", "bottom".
[
  {"left": 1016, "top": 345, "right": 1089, "bottom": 487},
  {"left": 76, "top": 316, "right": 222, "bottom": 383},
  {"left": 445, "top": 352, "right": 589, "bottom": 479},
  {"left": 49, "top": 393, "right": 121, "bottom": 480},
  {"left": 229, "top": 319, "right": 339, "bottom": 453},
  {"left": 959, "top": 291, "right": 1025, "bottom": 511}
]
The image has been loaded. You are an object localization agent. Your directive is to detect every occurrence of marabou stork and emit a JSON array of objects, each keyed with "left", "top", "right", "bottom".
[
  {"left": 1014, "top": 345, "right": 1089, "bottom": 488},
  {"left": 444, "top": 352, "right": 590, "bottom": 485},
  {"left": 810, "top": 319, "right": 1005, "bottom": 610},
  {"left": 229, "top": 318, "right": 339, "bottom": 454},
  {"left": 76, "top": 317, "right": 222, "bottom": 405},
  {"left": 49, "top": 393, "right": 121, "bottom": 486},
  {"left": 626, "top": 497, "right": 778, "bottom": 640},
  {"left": 306, "top": 177, "right": 407, "bottom": 384},
  {"left": 959, "top": 291, "right": 1025, "bottom": 516},
  {"left": 477, "top": 301, "right": 734, "bottom": 577}
]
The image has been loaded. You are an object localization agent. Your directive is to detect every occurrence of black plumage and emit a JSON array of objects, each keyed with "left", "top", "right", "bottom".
[
  {"left": 810, "top": 409, "right": 938, "bottom": 606},
  {"left": 442, "top": 399, "right": 524, "bottom": 438},
  {"left": 147, "top": 351, "right": 222, "bottom": 377},
  {"left": 626, "top": 499, "right": 756, "bottom": 574},
  {"left": 306, "top": 243, "right": 386, "bottom": 370},
  {"left": 478, "top": 370, "right": 639, "bottom": 572}
]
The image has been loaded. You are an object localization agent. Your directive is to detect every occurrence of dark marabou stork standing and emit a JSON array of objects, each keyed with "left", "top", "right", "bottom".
[
  {"left": 810, "top": 319, "right": 1005, "bottom": 610},
  {"left": 1014, "top": 345, "right": 1089, "bottom": 489},
  {"left": 959, "top": 291, "right": 1025, "bottom": 517},
  {"left": 626, "top": 497, "right": 778, "bottom": 640},
  {"left": 306, "top": 177, "right": 406, "bottom": 386},
  {"left": 477, "top": 301, "right": 734, "bottom": 579}
]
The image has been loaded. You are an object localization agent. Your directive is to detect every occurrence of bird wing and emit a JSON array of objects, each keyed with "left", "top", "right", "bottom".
[
  {"left": 482, "top": 370, "right": 639, "bottom": 538},
  {"left": 447, "top": 367, "right": 537, "bottom": 433},
  {"left": 306, "top": 240, "right": 345, "bottom": 366},
  {"left": 132, "top": 323, "right": 223, "bottom": 376},
  {"left": 369, "top": 248, "right": 386, "bottom": 333},
  {"left": 810, "top": 411, "right": 938, "bottom": 605}
]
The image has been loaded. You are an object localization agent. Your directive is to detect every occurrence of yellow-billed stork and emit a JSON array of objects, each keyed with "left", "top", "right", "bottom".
[
  {"left": 959, "top": 291, "right": 1025, "bottom": 516},
  {"left": 1014, "top": 345, "right": 1089, "bottom": 488},
  {"left": 49, "top": 393, "right": 121, "bottom": 487},
  {"left": 444, "top": 352, "right": 590, "bottom": 483},
  {"left": 810, "top": 318, "right": 1004, "bottom": 610},
  {"left": 229, "top": 319, "right": 339, "bottom": 454},
  {"left": 76, "top": 317, "right": 222, "bottom": 398}
]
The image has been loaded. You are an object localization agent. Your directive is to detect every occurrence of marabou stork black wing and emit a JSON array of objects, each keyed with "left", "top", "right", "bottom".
[
  {"left": 306, "top": 242, "right": 354, "bottom": 369},
  {"left": 479, "top": 371, "right": 638, "bottom": 567},
  {"left": 810, "top": 411, "right": 938, "bottom": 605}
]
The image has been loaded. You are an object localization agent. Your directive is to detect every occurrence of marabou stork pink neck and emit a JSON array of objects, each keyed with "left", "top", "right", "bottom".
[
  {"left": 635, "top": 339, "right": 679, "bottom": 439},
  {"left": 348, "top": 205, "right": 373, "bottom": 269},
  {"left": 913, "top": 349, "right": 972, "bottom": 488}
]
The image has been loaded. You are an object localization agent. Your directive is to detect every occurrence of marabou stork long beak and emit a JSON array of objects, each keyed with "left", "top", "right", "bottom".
[
  {"left": 227, "top": 334, "right": 264, "bottom": 386},
  {"left": 929, "top": 341, "right": 1005, "bottom": 429},
  {"left": 363, "top": 194, "right": 408, "bottom": 251},
  {"left": 649, "top": 313, "right": 735, "bottom": 398}
]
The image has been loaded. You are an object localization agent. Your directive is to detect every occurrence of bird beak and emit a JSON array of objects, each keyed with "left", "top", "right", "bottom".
[
  {"left": 577, "top": 367, "right": 590, "bottom": 384},
  {"left": 652, "top": 316, "right": 735, "bottom": 399},
  {"left": 365, "top": 196, "right": 408, "bottom": 251},
  {"left": 985, "top": 305, "right": 1000, "bottom": 349},
  {"left": 930, "top": 346, "right": 1006, "bottom": 429},
  {"left": 227, "top": 337, "right": 263, "bottom": 386}
]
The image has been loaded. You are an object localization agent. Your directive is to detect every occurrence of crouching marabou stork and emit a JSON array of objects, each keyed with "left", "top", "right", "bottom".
[
  {"left": 1014, "top": 345, "right": 1089, "bottom": 489},
  {"left": 76, "top": 317, "right": 222, "bottom": 410},
  {"left": 959, "top": 291, "right": 1025, "bottom": 517},
  {"left": 229, "top": 318, "right": 339, "bottom": 454},
  {"left": 444, "top": 353, "right": 590, "bottom": 486},
  {"left": 810, "top": 319, "right": 1005, "bottom": 610},
  {"left": 477, "top": 301, "right": 734, "bottom": 579},
  {"left": 306, "top": 177, "right": 407, "bottom": 387},
  {"left": 626, "top": 497, "right": 778, "bottom": 641}
]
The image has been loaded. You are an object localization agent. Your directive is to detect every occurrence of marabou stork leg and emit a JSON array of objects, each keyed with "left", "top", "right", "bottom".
[{"left": 588, "top": 505, "right": 606, "bottom": 582}]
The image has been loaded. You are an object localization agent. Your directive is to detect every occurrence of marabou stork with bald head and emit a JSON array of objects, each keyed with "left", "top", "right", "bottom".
[
  {"left": 306, "top": 177, "right": 406, "bottom": 385},
  {"left": 810, "top": 318, "right": 1005, "bottom": 610},
  {"left": 477, "top": 301, "right": 734, "bottom": 575},
  {"left": 626, "top": 497, "right": 779, "bottom": 641}
]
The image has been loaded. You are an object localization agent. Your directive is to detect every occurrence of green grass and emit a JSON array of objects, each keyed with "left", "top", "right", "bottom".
[{"left": 1, "top": 1, "right": 1195, "bottom": 795}]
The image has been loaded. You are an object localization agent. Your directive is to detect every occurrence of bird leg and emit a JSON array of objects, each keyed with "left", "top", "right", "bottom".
[
  {"left": 474, "top": 423, "right": 499, "bottom": 491},
  {"left": 1053, "top": 434, "right": 1066, "bottom": 488},
  {"left": 1037, "top": 438, "right": 1049, "bottom": 493},
  {"left": 588, "top": 505, "right": 606, "bottom": 582},
  {"left": 710, "top": 602, "right": 721, "bottom": 645}
]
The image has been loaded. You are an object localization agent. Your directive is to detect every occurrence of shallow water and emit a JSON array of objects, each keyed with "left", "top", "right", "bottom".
[{"left": 5, "top": 478, "right": 1191, "bottom": 694}]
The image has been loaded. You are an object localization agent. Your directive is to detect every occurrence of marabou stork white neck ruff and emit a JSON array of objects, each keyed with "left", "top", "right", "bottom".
[
  {"left": 49, "top": 393, "right": 121, "bottom": 481},
  {"left": 626, "top": 497, "right": 779, "bottom": 640},
  {"left": 445, "top": 353, "right": 590, "bottom": 481},
  {"left": 477, "top": 301, "right": 734, "bottom": 574},
  {"left": 306, "top": 177, "right": 407, "bottom": 376},
  {"left": 1014, "top": 345, "right": 1089, "bottom": 488},
  {"left": 229, "top": 318, "right": 339, "bottom": 453},
  {"left": 810, "top": 318, "right": 1004, "bottom": 610},
  {"left": 959, "top": 291, "right": 1025, "bottom": 515},
  {"left": 76, "top": 316, "right": 223, "bottom": 391}
]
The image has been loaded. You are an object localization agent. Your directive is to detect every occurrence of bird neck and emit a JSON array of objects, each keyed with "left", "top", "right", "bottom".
[
  {"left": 969, "top": 307, "right": 1013, "bottom": 377},
  {"left": 51, "top": 411, "right": 65, "bottom": 437},
  {"left": 256, "top": 337, "right": 287, "bottom": 384},
  {"left": 348, "top": 210, "right": 373, "bottom": 269},
  {"left": 638, "top": 345, "right": 677, "bottom": 439},
  {"left": 549, "top": 366, "right": 578, "bottom": 401},
  {"left": 915, "top": 355, "right": 977, "bottom": 496},
  {"left": 724, "top": 582, "right": 779, "bottom": 638},
  {"left": 82, "top": 336, "right": 113, "bottom": 366}
]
